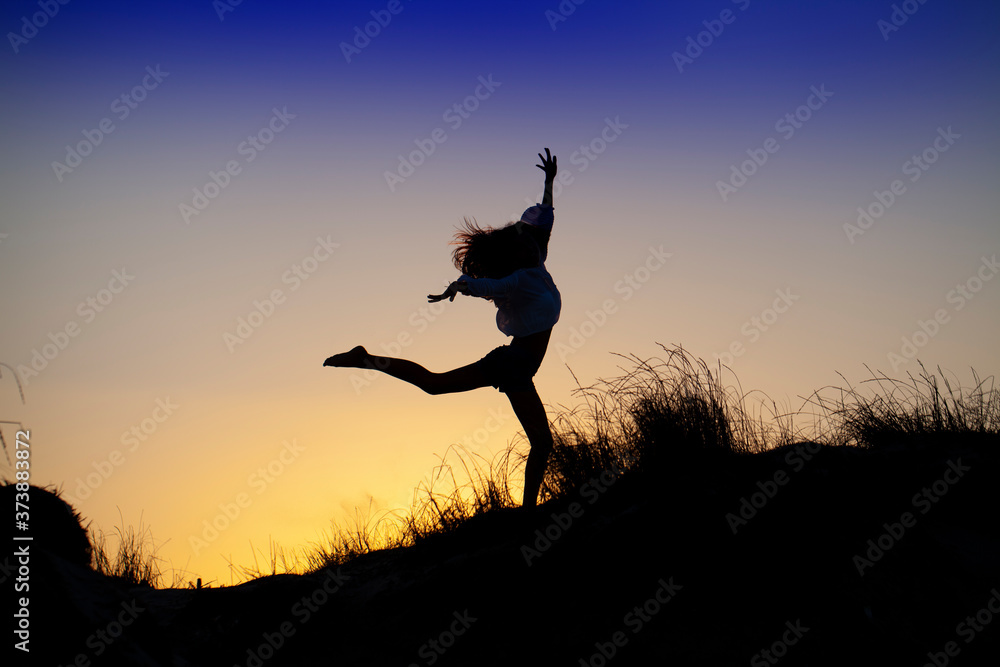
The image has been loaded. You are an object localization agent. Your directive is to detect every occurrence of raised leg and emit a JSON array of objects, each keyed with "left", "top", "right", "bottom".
[
  {"left": 506, "top": 386, "right": 553, "bottom": 507},
  {"left": 325, "top": 345, "right": 490, "bottom": 395}
]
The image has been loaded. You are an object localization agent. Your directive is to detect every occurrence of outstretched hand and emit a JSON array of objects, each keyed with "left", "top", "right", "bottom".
[
  {"left": 536, "top": 147, "right": 558, "bottom": 180},
  {"left": 428, "top": 281, "right": 466, "bottom": 303},
  {"left": 427, "top": 289, "right": 454, "bottom": 303}
]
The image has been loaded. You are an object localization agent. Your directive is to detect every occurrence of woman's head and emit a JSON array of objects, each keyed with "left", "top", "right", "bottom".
[{"left": 451, "top": 217, "right": 540, "bottom": 280}]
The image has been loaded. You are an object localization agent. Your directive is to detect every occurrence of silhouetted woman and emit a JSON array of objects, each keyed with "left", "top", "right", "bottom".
[{"left": 324, "top": 149, "right": 561, "bottom": 507}]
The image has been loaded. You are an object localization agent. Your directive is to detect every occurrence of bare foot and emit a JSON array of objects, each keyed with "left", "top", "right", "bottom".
[{"left": 323, "top": 345, "right": 370, "bottom": 368}]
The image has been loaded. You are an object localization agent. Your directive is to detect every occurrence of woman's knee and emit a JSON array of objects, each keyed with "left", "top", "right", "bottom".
[
  {"left": 418, "top": 373, "right": 445, "bottom": 395},
  {"left": 421, "top": 371, "right": 467, "bottom": 395}
]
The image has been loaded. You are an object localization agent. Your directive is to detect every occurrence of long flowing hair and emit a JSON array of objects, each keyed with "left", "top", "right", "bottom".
[{"left": 451, "top": 217, "right": 540, "bottom": 280}]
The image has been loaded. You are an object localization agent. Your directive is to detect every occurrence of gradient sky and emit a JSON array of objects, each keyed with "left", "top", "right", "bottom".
[{"left": 2, "top": 0, "right": 998, "bottom": 585}]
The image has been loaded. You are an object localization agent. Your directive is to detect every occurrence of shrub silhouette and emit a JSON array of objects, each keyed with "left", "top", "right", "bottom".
[
  {"left": 543, "top": 345, "right": 799, "bottom": 499},
  {"left": 1, "top": 483, "right": 91, "bottom": 567}
]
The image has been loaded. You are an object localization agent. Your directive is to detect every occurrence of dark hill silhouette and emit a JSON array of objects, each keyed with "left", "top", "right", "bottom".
[
  {"left": 9, "top": 437, "right": 1000, "bottom": 666},
  {"left": 8, "top": 349, "right": 1000, "bottom": 666}
]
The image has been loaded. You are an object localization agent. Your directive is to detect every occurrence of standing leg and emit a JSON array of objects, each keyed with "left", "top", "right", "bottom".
[
  {"left": 506, "top": 386, "right": 553, "bottom": 507},
  {"left": 325, "top": 345, "right": 490, "bottom": 395}
]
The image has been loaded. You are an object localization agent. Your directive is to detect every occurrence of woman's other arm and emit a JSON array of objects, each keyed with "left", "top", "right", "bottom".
[{"left": 427, "top": 272, "right": 520, "bottom": 303}]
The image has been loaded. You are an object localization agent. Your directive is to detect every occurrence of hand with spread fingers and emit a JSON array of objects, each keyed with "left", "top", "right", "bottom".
[
  {"left": 536, "top": 147, "right": 558, "bottom": 182},
  {"left": 428, "top": 281, "right": 467, "bottom": 303}
]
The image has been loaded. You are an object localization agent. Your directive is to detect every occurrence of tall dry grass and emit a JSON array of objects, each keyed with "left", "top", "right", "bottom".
[
  {"left": 90, "top": 513, "right": 164, "bottom": 588},
  {"left": 803, "top": 361, "right": 999, "bottom": 448}
]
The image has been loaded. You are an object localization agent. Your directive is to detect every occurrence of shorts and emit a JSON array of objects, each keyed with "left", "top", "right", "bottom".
[{"left": 476, "top": 343, "right": 542, "bottom": 394}]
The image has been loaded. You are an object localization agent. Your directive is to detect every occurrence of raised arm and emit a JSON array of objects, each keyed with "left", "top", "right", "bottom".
[{"left": 536, "top": 147, "right": 557, "bottom": 207}]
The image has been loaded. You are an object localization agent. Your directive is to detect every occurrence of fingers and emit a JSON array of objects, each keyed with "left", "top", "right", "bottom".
[
  {"left": 428, "top": 291, "right": 453, "bottom": 303},
  {"left": 537, "top": 148, "right": 556, "bottom": 172}
]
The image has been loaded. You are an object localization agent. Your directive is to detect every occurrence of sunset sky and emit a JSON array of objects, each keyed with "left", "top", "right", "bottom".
[{"left": 2, "top": 0, "right": 998, "bottom": 585}]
